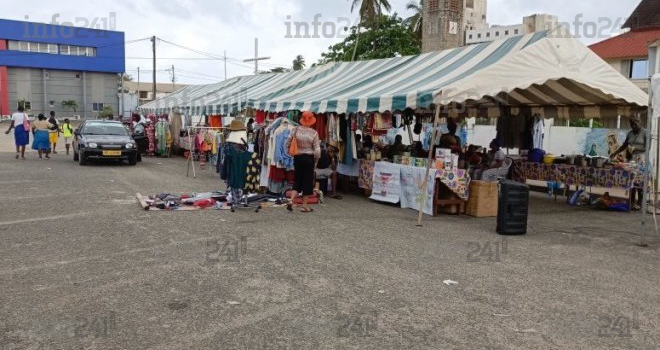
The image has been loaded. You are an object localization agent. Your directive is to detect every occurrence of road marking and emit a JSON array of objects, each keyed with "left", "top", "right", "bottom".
[
  {"left": 0, "top": 179, "right": 57, "bottom": 185},
  {"left": 0, "top": 212, "right": 95, "bottom": 226}
]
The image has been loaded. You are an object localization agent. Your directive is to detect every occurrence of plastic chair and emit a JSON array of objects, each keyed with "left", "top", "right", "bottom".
[{"left": 481, "top": 158, "right": 513, "bottom": 182}]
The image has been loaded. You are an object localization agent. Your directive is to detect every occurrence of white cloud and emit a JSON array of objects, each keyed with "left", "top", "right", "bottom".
[{"left": 2, "top": 0, "right": 642, "bottom": 84}]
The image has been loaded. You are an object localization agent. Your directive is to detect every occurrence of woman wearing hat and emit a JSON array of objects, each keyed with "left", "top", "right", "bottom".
[{"left": 287, "top": 111, "right": 321, "bottom": 213}]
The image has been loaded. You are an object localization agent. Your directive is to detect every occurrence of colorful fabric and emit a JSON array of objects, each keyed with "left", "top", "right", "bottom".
[
  {"left": 32, "top": 130, "right": 51, "bottom": 150},
  {"left": 146, "top": 123, "right": 156, "bottom": 155},
  {"left": 435, "top": 168, "right": 470, "bottom": 200},
  {"left": 14, "top": 125, "right": 29, "bottom": 146},
  {"left": 49, "top": 132, "right": 58, "bottom": 144},
  {"left": 155, "top": 121, "right": 170, "bottom": 155},
  {"left": 245, "top": 153, "right": 262, "bottom": 193},
  {"left": 512, "top": 161, "right": 643, "bottom": 190},
  {"left": 359, "top": 160, "right": 375, "bottom": 190},
  {"left": 360, "top": 161, "right": 470, "bottom": 199}
]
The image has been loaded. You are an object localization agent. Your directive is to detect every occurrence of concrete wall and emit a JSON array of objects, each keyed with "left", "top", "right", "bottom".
[
  {"left": 422, "top": 0, "right": 465, "bottom": 52},
  {"left": 7, "top": 67, "right": 118, "bottom": 118}
]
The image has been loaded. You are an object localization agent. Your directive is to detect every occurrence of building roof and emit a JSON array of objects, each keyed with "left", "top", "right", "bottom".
[
  {"left": 589, "top": 28, "right": 660, "bottom": 60},
  {"left": 623, "top": 0, "right": 660, "bottom": 30},
  {"left": 124, "top": 82, "right": 188, "bottom": 93}
]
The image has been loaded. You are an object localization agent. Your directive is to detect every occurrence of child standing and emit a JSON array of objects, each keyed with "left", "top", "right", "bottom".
[{"left": 60, "top": 118, "right": 74, "bottom": 155}]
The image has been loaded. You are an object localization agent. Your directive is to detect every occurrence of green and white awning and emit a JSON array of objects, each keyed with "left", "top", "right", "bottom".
[{"left": 140, "top": 29, "right": 648, "bottom": 116}]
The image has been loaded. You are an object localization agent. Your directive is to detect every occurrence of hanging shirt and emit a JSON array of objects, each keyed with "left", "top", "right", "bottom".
[{"left": 533, "top": 118, "right": 545, "bottom": 149}]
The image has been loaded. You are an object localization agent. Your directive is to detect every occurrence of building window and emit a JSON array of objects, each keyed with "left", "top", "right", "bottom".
[
  {"left": 93, "top": 103, "right": 104, "bottom": 112},
  {"left": 17, "top": 100, "right": 32, "bottom": 110},
  {"left": 428, "top": 0, "right": 439, "bottom": 11},
  {"left": 139, "top": 91, "right": 149, "bottom": 99},
  {"left": 505, "top": 30, "right": 509, "bottom": 35},
  {"left": 477, "top": 33, "right": 481, "bottom": 38},
  {"left": 469, "top": 34, "right": 473, "bottom": 39},
  {"left": 630, "top": 59, "right": 648, "bottom": 79},
  {"left": 486, "top": 32, "right": 490, "bottom": 37},
  {"left": 465, "top": 0, "right": 474, "bottom": 8},
  {"left": 514, "top": 29, "right": 519, "bottom": 34},
  {"left": 495, "top": 31, "right": 499, "bottom": 36},
  {"left": 49, "top": 100, "right": 55, "bottom": 108}
]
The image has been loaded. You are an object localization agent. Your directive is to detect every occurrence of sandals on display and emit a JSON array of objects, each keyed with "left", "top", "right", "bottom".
[{"left": 301, "top": 208, "right": 314, "bottom": 213}]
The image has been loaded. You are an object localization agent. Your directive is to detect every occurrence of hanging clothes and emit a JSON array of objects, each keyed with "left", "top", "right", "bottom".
[
  {"left": 155, "top": 119, "right": 171, "bottom": 155},
  {"left": 145, "top": 122, "right": 156, "bottom": 156},
  {"left": 221, "top": 143, "right": 251, "bottom": 189},
  {"left": 244, "top": 153, "right": 262, "bottom": 193},
  {"left": 532, "top": 115, "right": 544, "bottom": 150},
  {"left": 314, "top": 113, "right": 328, "bottom": 141}
]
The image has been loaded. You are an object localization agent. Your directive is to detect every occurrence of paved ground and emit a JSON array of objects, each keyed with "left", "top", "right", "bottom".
[{"left": 0, "top": 132, "right": 659, "bottom": 350}]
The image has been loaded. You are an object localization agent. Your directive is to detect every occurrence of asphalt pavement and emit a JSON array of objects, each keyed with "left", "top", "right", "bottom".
[{"left": 0, "top": 132, "right": 659, "bottom": 350}]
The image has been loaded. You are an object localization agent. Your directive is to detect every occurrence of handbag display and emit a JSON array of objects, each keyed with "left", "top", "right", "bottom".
[{"left": 288, "top": 127, "right": 299, "bottom": 156}]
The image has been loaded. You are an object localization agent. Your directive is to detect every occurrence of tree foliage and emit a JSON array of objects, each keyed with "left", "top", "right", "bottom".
[
  {"left": 318, "top": 14, "right": 421, "bottom": 64},
  {"left": 61, "top": 100, "right": 78, "bottom": 113},
  {"left": 292, "top": 55, "right": 306, "bottom": 71},
  {"left": 351, "top": 0, "right": 392, "bottom": 27}
]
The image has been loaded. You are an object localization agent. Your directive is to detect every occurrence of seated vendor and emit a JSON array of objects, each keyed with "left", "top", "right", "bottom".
[
  {"left": 475, "top": 139, "right": 505, "bottom": 180},
  {"left": 387, "top": 135, "right": 406, "bottom": 160},
  {"left": 316, "top": 143, "right": 342, "bottom": 199}
]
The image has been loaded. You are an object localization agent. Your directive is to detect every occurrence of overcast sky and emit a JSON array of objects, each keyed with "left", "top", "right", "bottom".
[{"left": 4, "top": 0, "right": 642, "bottom": 84}]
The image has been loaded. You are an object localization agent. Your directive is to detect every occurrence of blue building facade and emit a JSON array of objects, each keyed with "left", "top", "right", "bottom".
[{"left": 0, "top": 18, "right": 125, "bottom": 117}]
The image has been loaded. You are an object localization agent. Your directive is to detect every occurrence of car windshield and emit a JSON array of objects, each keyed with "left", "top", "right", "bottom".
[{"left": 83, "top": 124, "right": 128, "bottom": 136}]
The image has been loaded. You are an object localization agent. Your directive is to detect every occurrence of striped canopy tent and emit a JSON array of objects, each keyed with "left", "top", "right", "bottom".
[{"left": 140, "top": 29, "right": 648, "bottom": 117}]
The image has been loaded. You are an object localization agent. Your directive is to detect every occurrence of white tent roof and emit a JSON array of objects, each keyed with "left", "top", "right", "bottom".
[{"left": 141, "top": 29, "right": 648, "bottom": 117}]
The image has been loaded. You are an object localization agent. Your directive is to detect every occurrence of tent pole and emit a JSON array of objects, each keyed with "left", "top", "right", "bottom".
[
  {"left": 416, "top": 104, "right": 443, "bottom": 227},
  {"left": 641, "top": 80, "right": 654, "bottom": 247}
]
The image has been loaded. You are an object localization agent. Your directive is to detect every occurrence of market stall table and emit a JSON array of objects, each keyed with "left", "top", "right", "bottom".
[{"left": 364, "top": 161, "right": 471, "bottom": 216}]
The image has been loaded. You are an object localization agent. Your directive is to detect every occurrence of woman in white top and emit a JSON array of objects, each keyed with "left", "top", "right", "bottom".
[{"left": 4, "top": 106, "right": 30, "bottom": 159}]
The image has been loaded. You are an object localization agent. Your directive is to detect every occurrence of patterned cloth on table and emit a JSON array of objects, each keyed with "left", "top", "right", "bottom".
[
  {"left": 435, "top": 168, "right": 470, "bottom": 200},
  {"left": 359, "top": 160, "right": 375, "bottom": 189},
  {"left": 513, "top": 161, "right": 641, "bottom": 190}
]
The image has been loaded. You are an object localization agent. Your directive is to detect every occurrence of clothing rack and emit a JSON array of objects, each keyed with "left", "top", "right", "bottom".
[{"left": 186, "top": 126, "right": 226, "bottom": 178}]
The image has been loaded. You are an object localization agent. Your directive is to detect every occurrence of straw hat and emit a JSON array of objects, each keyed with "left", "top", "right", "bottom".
[
  {"left": 229, "top": 120, "right": 247, "bottom": 131},
  {"left": 299, "top": 111, "right": 316, "bottom": 127}
]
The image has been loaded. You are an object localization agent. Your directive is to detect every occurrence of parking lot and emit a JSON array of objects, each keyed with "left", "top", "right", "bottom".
[{"left": 1, "top": 137, "right": 659, "bottom": 350}]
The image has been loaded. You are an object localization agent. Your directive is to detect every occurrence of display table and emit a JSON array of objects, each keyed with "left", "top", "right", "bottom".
[
  {"left": 365, "top": 161, "right": 471, "bottom": 216},
  {"left": 512, "top": 160, "right": 643, "bottom": 190}
]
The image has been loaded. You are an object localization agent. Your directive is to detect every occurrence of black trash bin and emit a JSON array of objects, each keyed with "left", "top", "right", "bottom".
[{"left": 497, "top": 180, "right": 530, "bottom": 235}]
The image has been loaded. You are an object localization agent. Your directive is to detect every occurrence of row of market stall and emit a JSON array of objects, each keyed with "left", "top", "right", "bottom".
[{"left": 139, "top": 28, "right": 651, "bottom": 219}]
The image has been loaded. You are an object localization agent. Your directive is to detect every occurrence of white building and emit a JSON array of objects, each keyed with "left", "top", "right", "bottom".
[
  {"left": 465, "top": 14, "right": 558, "bottom": 45},
  {"left": 464, "top": 0, "right": 488, "bottom": 32}
]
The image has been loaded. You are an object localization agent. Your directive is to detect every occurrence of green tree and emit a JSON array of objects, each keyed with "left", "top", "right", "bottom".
[
  {"left": 61, "top": 100, "right": 78, "bottom": 113},
  {"left": 403, "top": 0, "right": 423, "bottom": 41},
  {"left": 350, "top": 0, "right": 392, "bottom": 61},
  {"left": 99, "top": 106, "right": 114, "bottom": 118},
  {"left": 292, "top": 55, "right": 306, "bottom": 70},
  {"left": 268, "top": 67, "right": 291, "bottom": 73},
  {"left": 319, "top": 14, "right": 420, "bottom": 64}
]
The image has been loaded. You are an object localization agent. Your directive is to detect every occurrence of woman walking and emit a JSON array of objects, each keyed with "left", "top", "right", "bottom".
[
  {"left": 287, "top": 111, "right": 321, "bottom": 213},
  {"left": 4, "top": 105, "right": 30, "bottom": 159},
  {"left": 32, "top": 114, "right": 54, "bottom": 159},
  {"left": 48, "top": 111, "right": 60, "bottom": 154}
]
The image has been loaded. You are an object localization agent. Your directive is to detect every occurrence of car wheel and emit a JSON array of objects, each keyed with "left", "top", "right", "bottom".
[
  {"left": 129, "top": 153, "right": 137, "bottom": 166},
  {"left": 79, "top": 152, "right": 87, "bottom": 166},
  {"left": 73, "top": 150, "right": 79, "bottom": 161}
]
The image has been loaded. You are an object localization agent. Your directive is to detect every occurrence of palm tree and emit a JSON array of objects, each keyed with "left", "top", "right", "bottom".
[
  {"left": 349, "top": 0, "right": 392, "bottom": 61},
  {"left": 403, "top": 0, "right": 423, "bottom": 41},
  {"left": 292, "top": 55, "right": 306, "bottom": 70}
]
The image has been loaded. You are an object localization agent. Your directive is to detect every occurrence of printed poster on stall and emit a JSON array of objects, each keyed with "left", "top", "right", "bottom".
[
  {"left": 370, "top": 162, "right": 401, "bottom": 204},
  {"left": 399, "top": 165, "right": 436, "bottom": 216}
]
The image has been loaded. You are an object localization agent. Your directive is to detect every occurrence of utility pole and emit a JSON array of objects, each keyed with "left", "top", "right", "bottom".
[
  {"left": 137, "top": 67, "right": 140, "bottom": 107},
  {"left": 151, "top": 36, "right": 156, "bottom": 101},
  {"left": 243, "top": 38, "right": 270, "bottom": 75},
  {"left": 224, "top": 50, "right": 227, "bottom": 80},
  {"left": 171, "top": 64, "right": 175, "bottom": 90},
  {"left": 120, "top": 72, "right": 124, "bottom": 120}
]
